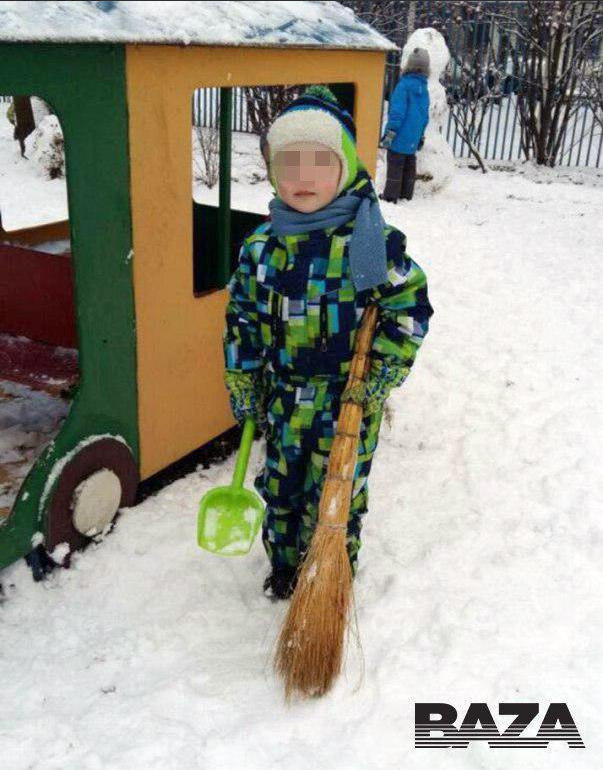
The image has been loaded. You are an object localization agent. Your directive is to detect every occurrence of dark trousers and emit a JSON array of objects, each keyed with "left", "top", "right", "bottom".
[{"left": 383, "top": 150, "right": 417, "bottom": 201}]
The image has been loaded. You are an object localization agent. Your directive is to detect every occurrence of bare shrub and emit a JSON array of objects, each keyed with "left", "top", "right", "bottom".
[{"left": 193, "top": 120, "right": 220, "bottom": 188}]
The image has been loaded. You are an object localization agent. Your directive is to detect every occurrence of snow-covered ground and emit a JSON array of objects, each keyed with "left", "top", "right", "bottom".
[
  {"left": 0, "top": 379, "right": 69, "bottom": 516},
  {"left": 2, "top": 126, "right": 603, "bottom": 769}
]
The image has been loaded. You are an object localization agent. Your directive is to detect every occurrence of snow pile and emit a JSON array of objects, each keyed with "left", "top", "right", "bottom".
[
  {"left": 0, "top": 146, "right": 602, "bottom": 768},
  {"left": 29, "top": 95, "right": 52, "bottom": 126},
  {"left": 0, "top": 1, "right": 395, "bottom": 50},
  {"left": 31, "top": 114, "right": 65, "bottom": 180}
]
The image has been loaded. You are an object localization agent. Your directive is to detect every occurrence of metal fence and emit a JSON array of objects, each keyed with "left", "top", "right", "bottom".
[
  {"left": 192, "top": 87, "right": 250, "bottom": 133},
  {"left": 446, "top": 96, "right": 602, "bottom": 167},
  {"left": 192, "top": 1, "right": 602, "bottom": 168},
  {"left": 193, "top": 82, "right": 602, "bottom": 168}
]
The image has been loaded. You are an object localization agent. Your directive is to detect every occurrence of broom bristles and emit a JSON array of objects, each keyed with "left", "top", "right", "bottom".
[{"left": 274, "top": 523, "right": 353, "bottom": 702}]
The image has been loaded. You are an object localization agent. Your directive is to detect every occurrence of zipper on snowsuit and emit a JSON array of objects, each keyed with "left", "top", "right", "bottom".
[
  {"left": 271, "top": 290, "right": 331, "bottom": 357},
  {"left": 319, "top": 294, "right": 328, "bottom": 352},
  {"left": 271, "top": 291, "right": 284, "bottom": 349}
]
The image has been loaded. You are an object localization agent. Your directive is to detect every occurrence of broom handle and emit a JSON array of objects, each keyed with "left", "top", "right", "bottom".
[
  {"left": 346, "top": 302, "right": 380, "bottom": 384},
  {"left": 318, "top": 302, "right": 380, "bottom": 527}
]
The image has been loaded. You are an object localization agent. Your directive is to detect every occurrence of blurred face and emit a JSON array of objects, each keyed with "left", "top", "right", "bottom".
[{"left": 273, "top": 141, "right": 342, "bottom": 213}]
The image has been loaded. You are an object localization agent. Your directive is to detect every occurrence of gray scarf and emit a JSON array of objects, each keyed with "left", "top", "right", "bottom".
[{"left": 268, "top": 190, "right": 388, "bottom": 292}]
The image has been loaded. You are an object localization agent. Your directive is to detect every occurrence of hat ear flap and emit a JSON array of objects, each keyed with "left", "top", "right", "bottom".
[
  {"left": 338, "top": 130, "right": 358, "bottom": 194},
  {"left": 269, "top": 165, "right": 280, "bottom": 196}
]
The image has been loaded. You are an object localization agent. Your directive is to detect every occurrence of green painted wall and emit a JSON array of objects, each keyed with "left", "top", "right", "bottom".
[{"left": 0, "top": 43, "right": 138, "bottom": 570}]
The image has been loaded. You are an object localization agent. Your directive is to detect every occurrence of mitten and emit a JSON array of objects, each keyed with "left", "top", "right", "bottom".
[
  {"left": 418, "top": 134, "right": 425, "bottom": 151},
  {"left": 380, "top": 129, "right": 396, "bottom": 150},
  {"left": 341, "top": 359, "right": 408, "bottom": 416},
  {"left": 364, "top": 359, "right": 408, "bottom": 415},
  {"left": 224, "top": 370, "right": 267, "bottom": 432}
]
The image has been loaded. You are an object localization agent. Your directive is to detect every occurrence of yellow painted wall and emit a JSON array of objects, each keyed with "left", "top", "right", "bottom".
[{"left": 125, "top": 44, "right": 386, "bottom": 480}]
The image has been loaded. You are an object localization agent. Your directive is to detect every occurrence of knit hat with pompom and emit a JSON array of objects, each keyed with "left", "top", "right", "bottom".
[{"left": 266, "top": 85, "right": 358, "bottom": 196}]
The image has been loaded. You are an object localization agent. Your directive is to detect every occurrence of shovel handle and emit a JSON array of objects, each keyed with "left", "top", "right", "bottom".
[{"left": 232, "top": 416, "right": 256, "bottom": 490}]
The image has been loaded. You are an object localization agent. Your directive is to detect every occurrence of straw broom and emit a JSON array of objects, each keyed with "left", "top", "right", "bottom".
[{"left": 273, "top": 302, "right": 380, "bottom": 701}]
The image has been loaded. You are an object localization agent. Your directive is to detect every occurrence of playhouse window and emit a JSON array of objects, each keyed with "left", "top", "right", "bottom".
[{"left": 191, "top": 83, "right": 355, "bottom": 296}]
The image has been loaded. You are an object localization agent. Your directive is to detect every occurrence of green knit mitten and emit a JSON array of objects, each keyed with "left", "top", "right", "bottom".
[
  {"left": 341, "top": 359, "right": 409, "bottom": 416},
  {"left": 341, "top": 379, "right": 367, "bottom": 406},
  {"left": 364, "top": 359, "right": 409, "bottom": 415},
  {"left": 224, "top": 370, "right": 267, "bottom": 431}
]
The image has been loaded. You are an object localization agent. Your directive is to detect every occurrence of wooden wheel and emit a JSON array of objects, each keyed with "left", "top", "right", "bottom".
[{"left": 45, "top": 437, "right": 139, "bottom": 561}]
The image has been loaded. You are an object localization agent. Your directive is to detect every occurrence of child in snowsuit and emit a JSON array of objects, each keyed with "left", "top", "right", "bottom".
[
  {"left": 223, "top": 86, "right": 434, "bottom": 600},
  {"left": 380, "top": 47, "right": 430, "bottom": 202}
]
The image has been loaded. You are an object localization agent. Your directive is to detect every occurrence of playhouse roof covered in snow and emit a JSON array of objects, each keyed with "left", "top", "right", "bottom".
[{"left": 0, "top": 0, "right": 396, "bottom": 50}]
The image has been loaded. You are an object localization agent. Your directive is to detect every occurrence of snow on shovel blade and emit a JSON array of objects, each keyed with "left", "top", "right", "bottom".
[
  {"left": 197, "top": 417, "right": 264, "bottom": 556},
  {"left": 197, "top": 486, "right": 264, "bottom": 556}
]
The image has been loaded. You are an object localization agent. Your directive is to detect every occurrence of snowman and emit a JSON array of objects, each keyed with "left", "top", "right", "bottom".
[
  {"left": 378, "top": 27, "right": 454, "bottom": 195},
  {"left": 405, "top": 27, "right": 454, "bottom": 193}
]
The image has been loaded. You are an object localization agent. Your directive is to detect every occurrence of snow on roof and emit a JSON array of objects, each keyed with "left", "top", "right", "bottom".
[{"left": 0, "top": 1, "right": 396, "bottom": 50}]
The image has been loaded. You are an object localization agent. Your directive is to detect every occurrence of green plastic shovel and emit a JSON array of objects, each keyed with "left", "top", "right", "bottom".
[{"left": 197, "top": 416, "right": 265, "bottom": 556}]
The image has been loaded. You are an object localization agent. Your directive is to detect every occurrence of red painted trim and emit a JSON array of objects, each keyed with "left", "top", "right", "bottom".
[{"left": 0, "top": 243, "right": 76, "bottom": 347}]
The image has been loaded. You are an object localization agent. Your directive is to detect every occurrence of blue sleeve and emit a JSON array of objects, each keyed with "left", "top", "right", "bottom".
[{"left": 385, "top": 80, "right": 409, "bottom": 134}]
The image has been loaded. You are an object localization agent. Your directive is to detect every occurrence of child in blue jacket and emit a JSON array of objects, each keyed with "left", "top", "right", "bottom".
[
  {"left": 223, "top": 87, "right": 434, "bottom": 600},
  {"left": 380, "top": 47, "right": 430, "bottom": 202}
]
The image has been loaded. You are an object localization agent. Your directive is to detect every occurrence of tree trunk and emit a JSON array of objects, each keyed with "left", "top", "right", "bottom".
[
  {"left": 407, "top": 1, "right": 416, "bottom": 35},
  {"left": 13, "top": 96, "right": 35, "bottom": 157}
]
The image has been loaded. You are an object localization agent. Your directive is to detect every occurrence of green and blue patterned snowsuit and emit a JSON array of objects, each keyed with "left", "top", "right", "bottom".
[{"left": 223, "top": 183, "right": 433, "bottom": 577}]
